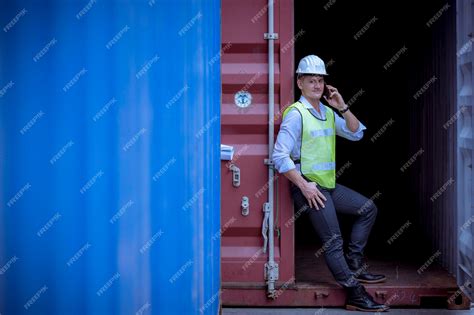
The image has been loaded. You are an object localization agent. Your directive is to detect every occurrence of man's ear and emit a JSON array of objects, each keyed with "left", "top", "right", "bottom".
[{"left": 297, "top": 77, "right": 303, "bottom": 90}]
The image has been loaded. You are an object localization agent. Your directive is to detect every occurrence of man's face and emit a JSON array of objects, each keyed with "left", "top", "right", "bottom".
[{"left": 297, "top": 75, "right": 325, "bottom": 101}]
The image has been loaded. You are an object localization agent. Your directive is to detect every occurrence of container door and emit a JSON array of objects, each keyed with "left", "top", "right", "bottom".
[
  {"left": 456, "top": 0, "right": 474, "bottom": 301},
  {"left": 220, "top": 0, "right": 295, "bottom": 293}
]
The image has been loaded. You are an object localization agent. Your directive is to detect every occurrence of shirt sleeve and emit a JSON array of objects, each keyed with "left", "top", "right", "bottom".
[
  {"left": 334, "top": 111, "right": 366, "bottom": 141},
  {"left": 272, "top": 109, "right": 301, "bottom": 174}
]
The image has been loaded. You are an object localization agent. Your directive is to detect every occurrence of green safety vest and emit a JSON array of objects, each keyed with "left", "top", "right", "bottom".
[{"left": 283, "top": 102, "right": 336, "bottom": 189}]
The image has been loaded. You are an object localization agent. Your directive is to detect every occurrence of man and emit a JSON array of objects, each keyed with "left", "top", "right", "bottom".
[{"left": 272, "top": 55, "right": 389, "bottom": 312}]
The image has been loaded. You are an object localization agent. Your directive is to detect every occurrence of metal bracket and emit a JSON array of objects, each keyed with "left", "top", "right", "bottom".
[
  {"left": 375, "top": 290, "right": 388, "bottom": 300},
  {"left": 229, "top": 164, "right": 240, "bottom": 187},
  {"left": 264, "top": 158, "right": 274, "bottom": 166},
  {"left": 264, "top": 33, "right": 279, "bottom": 40},
  {"left": 241, "top": 196, "right": 249, "bottom": 216},
  {"left": 264, "top": 261, "right": 279, "bottom": 281},
  {"left": 314, "top": 290, "right": 329, "bottom": 299}
]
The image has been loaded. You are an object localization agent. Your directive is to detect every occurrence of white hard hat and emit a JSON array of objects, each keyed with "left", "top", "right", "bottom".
[{"left": 296, "top": 55, "right": 328, "bottom": 75}]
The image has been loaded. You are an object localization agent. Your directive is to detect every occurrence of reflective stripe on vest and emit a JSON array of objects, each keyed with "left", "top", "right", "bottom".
[{"left": 283, "top": 102, "right": 336, "bottom": 189}]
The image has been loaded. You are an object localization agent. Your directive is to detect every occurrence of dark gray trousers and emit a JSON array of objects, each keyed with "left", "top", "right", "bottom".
[{"left": 291, "top": 182, "right": 378, "bottom": 288}]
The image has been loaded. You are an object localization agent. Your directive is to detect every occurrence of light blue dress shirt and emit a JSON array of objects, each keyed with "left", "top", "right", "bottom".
[{"left": 272, "top": 96, "right": 366, "bottom": 174}]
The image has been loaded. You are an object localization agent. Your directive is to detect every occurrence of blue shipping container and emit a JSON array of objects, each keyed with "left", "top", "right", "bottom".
[{"left": 0, "top": 0, "right": 221, "bottom": 314}]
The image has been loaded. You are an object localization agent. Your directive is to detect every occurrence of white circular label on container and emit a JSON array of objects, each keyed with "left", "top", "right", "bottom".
[{"left": 234, "top": 91, "right": 252, "bottom": 108}]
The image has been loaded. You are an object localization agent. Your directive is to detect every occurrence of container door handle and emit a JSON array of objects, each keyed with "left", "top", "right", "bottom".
[{"left": 262, "top": 203, "right": 270, "bottom": 253}]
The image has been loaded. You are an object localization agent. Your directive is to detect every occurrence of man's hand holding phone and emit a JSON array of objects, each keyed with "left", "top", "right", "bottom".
[{"left": 323, "top": 84, "right": 348, "bottom": 112}]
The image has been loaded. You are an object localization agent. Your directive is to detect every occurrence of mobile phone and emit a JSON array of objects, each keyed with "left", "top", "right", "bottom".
[{"left": 323, "top": 84, "right": 330, "bottom": 99}]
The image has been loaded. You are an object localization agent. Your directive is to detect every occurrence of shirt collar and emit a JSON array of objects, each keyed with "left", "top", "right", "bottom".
[{"left": 299, "top": 96, "right": 326, "bottom": 113}]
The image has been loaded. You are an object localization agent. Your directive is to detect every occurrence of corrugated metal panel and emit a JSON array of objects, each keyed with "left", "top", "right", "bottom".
[
  {"left": 456, "top": 0, "right": 474, "bottom": 301},
  {"left": 220, "top": 0, "right": 294, "bottom": 286},
  {"left": 409, "top": 0, "right": 458, "bottom": 276},
  {"left": 0, "top": 1, "right": 220, "bottom": 314}
]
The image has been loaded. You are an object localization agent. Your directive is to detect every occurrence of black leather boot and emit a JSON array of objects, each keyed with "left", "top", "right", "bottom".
[
  {"left": 345, "top": 285, "right": 389, "bottom": 312},
  {"left": 346, "top": 256, "right": 386, "bottom": 284}
]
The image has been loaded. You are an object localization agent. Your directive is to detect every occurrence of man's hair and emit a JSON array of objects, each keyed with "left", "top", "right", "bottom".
[{"left": 297, "top": 73, "right": 325, "bottom": 80}]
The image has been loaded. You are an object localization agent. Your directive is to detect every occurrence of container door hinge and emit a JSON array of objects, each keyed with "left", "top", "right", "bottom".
[
  {"left": 264, "top": 261, "right": 279, "bottom": 299},
  {"left": 264, "top": 33, "right": 279, "bottom": 40}
]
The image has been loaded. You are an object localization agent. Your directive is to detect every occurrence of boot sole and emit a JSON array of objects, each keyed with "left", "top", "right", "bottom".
[
  {"left": 346, "top": 304, "right": 390, "bottom": 312},
  {"left": 355, "top": 277, "right": 387, "bottom": 284}
]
